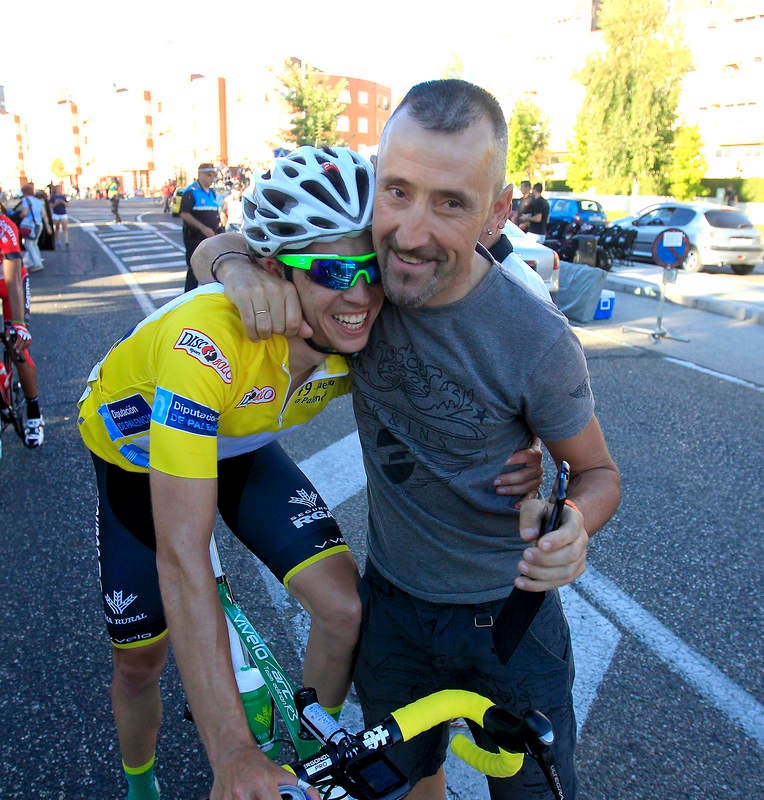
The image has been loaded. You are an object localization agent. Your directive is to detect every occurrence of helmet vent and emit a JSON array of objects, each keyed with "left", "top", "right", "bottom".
[
  {"left": 261, "top": 188, "right": 298, "bottom": 214},
  {"left": 307, "top": 216, "right": 340, "bottom": 231},
  {"left": 302, "top": 180, "right": 347, "bottom": 215}
]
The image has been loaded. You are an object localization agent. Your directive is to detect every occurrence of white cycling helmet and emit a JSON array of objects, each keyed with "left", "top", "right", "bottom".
[{"left": 242, "top": 145, "right": 375, "bottom": 256}]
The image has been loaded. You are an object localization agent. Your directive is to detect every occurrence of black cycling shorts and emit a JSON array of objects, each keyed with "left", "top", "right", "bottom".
[{"left": 92, "top": 442, "right": 347, "bottom": 648}]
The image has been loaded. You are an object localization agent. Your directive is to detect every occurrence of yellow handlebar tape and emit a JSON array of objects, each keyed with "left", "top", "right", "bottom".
[{"left": 391, "top": 689, "right": 523, "bottom": 778}]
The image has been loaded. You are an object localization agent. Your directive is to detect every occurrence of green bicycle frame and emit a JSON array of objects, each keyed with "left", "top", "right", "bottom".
[{"left": 215, "top": 569, "right": 321, "bottom": 761}]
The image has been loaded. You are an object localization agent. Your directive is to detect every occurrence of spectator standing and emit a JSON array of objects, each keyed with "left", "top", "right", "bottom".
[
  {"left": 18, "top": 184, "right": 52, "bottom": 273},
  {"left": 723, "top": 185, "right": 738, "bottom": 206},
  {"left": 180, "top": 163, "right": 221, "bottom": 291},
  {"left": 510, "top": 180, "right": 533, "bottom": 229},
  {"left": 49, "top": 185, "right": 70, "bottom": 246},
  {"left": 161, "top": 181, "right": 175, "bottom": 213},
  {"left": 520, "top": 182, "right": 550, "bottom": 240},
  {"left": 107, "top": 177, "right": 122, "bottom": 223},
  {"left": 220, "top": 179, "right": 244, "bottom": 232}
]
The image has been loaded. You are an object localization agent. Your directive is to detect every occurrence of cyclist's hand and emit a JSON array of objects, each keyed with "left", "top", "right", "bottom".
[
  {"left": 493, "top": 437, "right": 543, "bottom": 504},
  {"left": 211, "top": 743, "right": 320, "bottom": 800},
  {"left": 9, "top": 323, "right": 31, "bottom": 352},
  {"left": 514, "top": 498, "right": 588, "bottom": 592}
]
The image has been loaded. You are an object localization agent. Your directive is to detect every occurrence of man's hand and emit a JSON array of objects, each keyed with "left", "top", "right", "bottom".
[
  {"left": 211, "top": 743, "right": 320, "bottom": 800},
  {"left": 191, "top": 234, "right": 311, "bottom": 342},
  {"left": 222, "top": 263, "right": 311, "bottom": 342},
  {"left": 9, "top": 323, "right": 31, "bottom": 353},
  {"left": 493, "top": 437, "right": 543, "bottom": 504},
  {"left": 514, "top": 498, "right": 588, "bottom": 592}
]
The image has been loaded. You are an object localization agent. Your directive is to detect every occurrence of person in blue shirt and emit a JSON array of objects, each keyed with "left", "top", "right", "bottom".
[{"left": 180, "top": 163, "right": 221, "bottom": 291}]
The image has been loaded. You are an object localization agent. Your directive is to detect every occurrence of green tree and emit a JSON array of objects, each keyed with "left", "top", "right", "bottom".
[
  {"left": 279, "top": 60, "right": 348, "bottom": 147},
  {"left": 569, "top": 0, "right": 692, "bottom": 194},
  {"left": 667, "top": 125, "right": 707, "bottom": 200},
  {"left": 566, "top": 116, "right": 593, "bottom": 192},
  {"left": 506, "top": 98, "right": 550, "bottom": 184}
]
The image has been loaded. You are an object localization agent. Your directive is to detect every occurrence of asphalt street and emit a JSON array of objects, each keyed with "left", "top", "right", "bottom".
[{"left": 1, "top": 198, "right": 761, "bottom": 800}]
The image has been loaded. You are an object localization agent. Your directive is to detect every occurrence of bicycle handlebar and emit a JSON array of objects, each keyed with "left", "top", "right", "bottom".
[
  {"left": 286, "top": 688, "right": 563, "bottom": 800},
  {"left": 2, "top": 330, "right": 26, "bottom": 363}
]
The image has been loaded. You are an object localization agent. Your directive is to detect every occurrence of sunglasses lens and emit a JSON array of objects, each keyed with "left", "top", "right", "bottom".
[{"left": 308, "top": 258, "right": 381, "bottom": 290}]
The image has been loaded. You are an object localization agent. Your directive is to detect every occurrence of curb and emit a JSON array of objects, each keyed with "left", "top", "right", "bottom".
[{"left": 605, "top": 275, "right": 764, "bottom": 327}]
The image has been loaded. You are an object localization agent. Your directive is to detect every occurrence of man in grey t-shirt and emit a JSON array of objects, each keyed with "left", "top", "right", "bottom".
[{"left": 349, "top": 81, "right": 619, "bottom": 800}]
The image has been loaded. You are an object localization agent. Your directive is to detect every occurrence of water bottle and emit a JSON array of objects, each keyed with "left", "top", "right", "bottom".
[{"left": 235, "top": 665, "right": 280, "bottom": 758}]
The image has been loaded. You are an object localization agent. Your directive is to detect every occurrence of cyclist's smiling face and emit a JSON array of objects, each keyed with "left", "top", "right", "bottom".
[{"left": 291, "top": 233, "right": 384, "bottom": 354}]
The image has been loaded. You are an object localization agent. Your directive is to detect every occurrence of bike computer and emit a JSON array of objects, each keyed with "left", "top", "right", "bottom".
[{"left": 344, "top": 750, "right": 409, "bottom": 800}]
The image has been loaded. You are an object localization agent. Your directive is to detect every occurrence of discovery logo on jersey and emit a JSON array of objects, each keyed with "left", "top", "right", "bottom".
[{"left": 173, "top": 328, "right": 232, "bottom": 383}]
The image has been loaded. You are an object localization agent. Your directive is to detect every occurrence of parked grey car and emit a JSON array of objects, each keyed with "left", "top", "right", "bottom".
[{"left": 610, "top": 201, "right": 763, "bottom": 275}]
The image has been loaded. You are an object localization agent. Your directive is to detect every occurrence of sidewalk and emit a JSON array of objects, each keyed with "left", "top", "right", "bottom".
[{"left": 604, "top": 263, "right": 764, "bottom": 326}]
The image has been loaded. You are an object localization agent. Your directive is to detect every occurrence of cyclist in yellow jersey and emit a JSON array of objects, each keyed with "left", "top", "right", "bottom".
[{"left": 78, "top": 147, "right": 383, "bottom": 800}]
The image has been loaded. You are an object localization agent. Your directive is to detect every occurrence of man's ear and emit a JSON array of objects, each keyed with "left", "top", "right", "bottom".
[
  {"left": 487, "top": 185, "right": 513, "bottom": 231},
  {"left": 260, "top": 256, "right": 285, "bottom": 279}
]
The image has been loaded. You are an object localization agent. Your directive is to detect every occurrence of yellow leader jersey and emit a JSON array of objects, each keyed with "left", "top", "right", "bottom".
[{"left": 78, "top": 285, "right": 351, "bottom": 478}]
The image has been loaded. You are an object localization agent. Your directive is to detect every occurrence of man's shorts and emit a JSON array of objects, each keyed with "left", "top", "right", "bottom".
[
  {"left": 93, "top": 442, "right": 348, "bottom": 648},
  {"left": 354, "top": 561, "right": 578, "bottom": 799}
]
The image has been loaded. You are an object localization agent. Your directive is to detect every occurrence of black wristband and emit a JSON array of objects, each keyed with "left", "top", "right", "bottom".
[{"left": 209, "top": 250, "right": 251, "bottom": 282}]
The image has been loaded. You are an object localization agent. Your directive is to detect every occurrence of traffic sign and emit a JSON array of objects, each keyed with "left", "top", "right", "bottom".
[{"left": 652, "top": 227, "right": 690, "bottom": 268}]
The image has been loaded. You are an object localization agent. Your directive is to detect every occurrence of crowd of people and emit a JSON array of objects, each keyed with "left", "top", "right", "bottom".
[{"left": 5, "top": 78, "right": 620, "bottom": 800}]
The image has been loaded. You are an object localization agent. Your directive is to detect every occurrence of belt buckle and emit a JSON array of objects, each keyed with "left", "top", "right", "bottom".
[{"left": 473, "top": 613, "right": 494, "bottom": 629}]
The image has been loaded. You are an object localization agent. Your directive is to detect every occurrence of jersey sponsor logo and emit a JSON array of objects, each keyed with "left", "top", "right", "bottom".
[
  {"left": 105, "top": 589, "right": 138, "bottom": 615},
  {"left": 152, "top": 386, "right": 219, "bottom": 436},
  {"left": 314, "top": 536, "right": 346, "bottom": 550},
  {"left": 112, "top": 632, "right": 153, "bottom": 645},
  {"left": 292, "top": 379, "right": 336, "bottom": 406},
  {"left": 288, "top": 488, "right": 333, "bottom": 529},
  {"left": 236, "top": 385, "right": 277, "bottom": 407},
  {"left": 173, "top": 328, "right": 232, "bottom": 383},
  {"left": 103, "top": 394, "right": 152, "bottom": 438}
]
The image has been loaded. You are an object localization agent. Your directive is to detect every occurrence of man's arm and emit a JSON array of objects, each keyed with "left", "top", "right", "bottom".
[
  {"left": 179, "top": 210, "right": 217, "bottom": 240},
  {"left": 150, "top": 471, "right": 311, "bottom": 800},
  {"left": 515, "top": 416, "right": 620, "bottom": 592},
  {"left": 190, "top": 233, "right": 310, "bottom": 341}
]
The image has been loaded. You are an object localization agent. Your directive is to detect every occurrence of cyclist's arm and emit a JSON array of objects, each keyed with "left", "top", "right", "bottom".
[
  {"left": 2, "top": 254, "right": 26, "bottom": 325},
  {"left": 515, "top": 416, "right": 620, "bottom": 592},
  {"left": 190, "top": 233, "right": 310, "bottom": 341},
  {"left": 150, "top": 470, "right": 305, "bottom": 800}
]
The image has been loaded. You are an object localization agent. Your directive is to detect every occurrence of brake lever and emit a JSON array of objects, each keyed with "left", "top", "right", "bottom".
[{"left": 483, "top": 706, "right": 565, "bottom": 800}]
